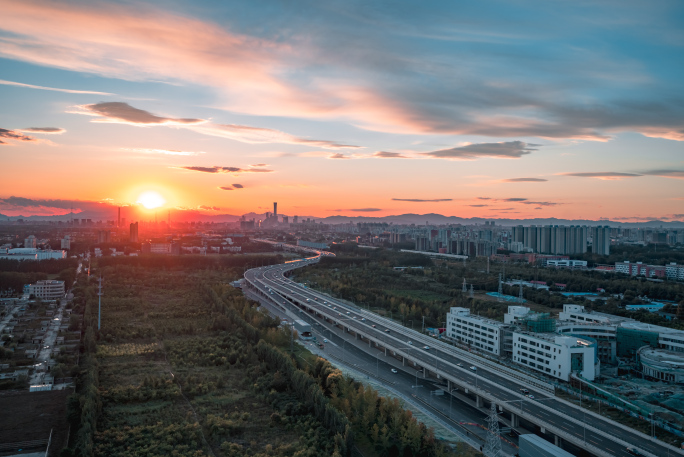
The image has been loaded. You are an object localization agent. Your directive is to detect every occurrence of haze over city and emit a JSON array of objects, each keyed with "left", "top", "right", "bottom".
[{"left": 1, "top": 1, "right": 683, "bottom": 223}]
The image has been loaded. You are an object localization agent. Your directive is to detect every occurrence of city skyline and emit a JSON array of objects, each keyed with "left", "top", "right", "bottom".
[{"left": 1, "top": 1, "right": 684, "bottom": 222}]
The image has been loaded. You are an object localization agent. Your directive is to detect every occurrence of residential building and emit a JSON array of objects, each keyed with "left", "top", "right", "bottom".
[
  {"left": 615, "top": 261, "right": 684, "bottom": 280},
  {"left": 61, "top": 235, "right": 71, "bottom": 250},
  {"left": 592, "top": 226, "right": 611, "bottom": 255}
]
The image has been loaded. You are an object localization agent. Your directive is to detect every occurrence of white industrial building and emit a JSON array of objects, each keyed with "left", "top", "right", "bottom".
[
  {"left": 0, "top": 248, "right": 66, "bottom": 261},
  {"left": 637, "top": 347, "right": 684, "bottom": 383},
  {"left": 545, "top": 259, "right": 587, "bottom": 269},
  {"left": 512, "top": 332, "right": 598, "bottom": 381},
  {"left": 504, "top": 305, "right": 532, "bottom": 324},
  {"left": 446, "top": 307, "right": 504, "bottom": 356},
  {"left": 28, "top": 280, "right": 65, "bottom": 301}
]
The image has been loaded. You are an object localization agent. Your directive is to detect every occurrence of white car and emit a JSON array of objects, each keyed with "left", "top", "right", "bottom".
[
  {"left": 391, "top": 369, "right": 398, "bottom": 374},
  {"left": 407, "top": 341, "right": 413, "bottom": 345},
  {"left": 470, "top": 366, "right": 477, "bottom": 371},
  {"left": 423, "top": 346, "right": 430, "bottom": 350},
  {"left": 323, "top": 339, "right": 328, "bottom": 343}
]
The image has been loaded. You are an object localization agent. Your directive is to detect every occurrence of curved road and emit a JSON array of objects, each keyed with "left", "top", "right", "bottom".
[{"left": 244, "top": 253, "right": 682, "bottom": 457}]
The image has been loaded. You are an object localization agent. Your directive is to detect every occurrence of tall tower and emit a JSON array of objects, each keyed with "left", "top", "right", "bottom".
[
  {"left": 484, "top": 403, "right": 502, "bottom": 457},
  {"left": 117, "top": 207, "right": 121, "bottom": 228},
  {"left": 273, "top": 202, "right": 278, "bottom": 220}
]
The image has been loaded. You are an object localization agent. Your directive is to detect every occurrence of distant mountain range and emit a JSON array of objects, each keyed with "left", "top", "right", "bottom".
[{"left": 1, "top": 211, "right": 683, "bottom": 228}]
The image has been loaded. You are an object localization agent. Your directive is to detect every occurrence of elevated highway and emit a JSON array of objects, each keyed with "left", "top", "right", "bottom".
[{"left": 243, "top": 251, "right": 682, "bottom": 457}]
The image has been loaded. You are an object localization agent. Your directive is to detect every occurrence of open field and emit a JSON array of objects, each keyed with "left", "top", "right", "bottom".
[{"left": 0, "top": 389, "right": 71, "bottom": 456}]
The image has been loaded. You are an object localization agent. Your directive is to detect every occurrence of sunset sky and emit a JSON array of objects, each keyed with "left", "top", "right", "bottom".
[{"left": 1, "top": 0, "right": 683, "bottom": 222}]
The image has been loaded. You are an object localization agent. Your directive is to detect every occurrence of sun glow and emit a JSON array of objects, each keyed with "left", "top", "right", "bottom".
[{"left": 137, "top": 191, "right": 166, "bottom": 209}]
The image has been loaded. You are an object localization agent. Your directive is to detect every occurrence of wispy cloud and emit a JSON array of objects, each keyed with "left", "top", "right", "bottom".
[
  {"left": 392, "top": 198, "right": 452, "bottom": 202},
  {"left": 559, "top": 172, "right": 642, "bottom": 180},
  {"left": 218, "top": 183, "right": 245, "bottom": 191},
  {"left": 373, "top": 151, "right": 408, "bottom": 158},
  {"left": 329, "top": 153, "right": 351, "bottom": 159},
  {"left": 2, "top": 3, "right": 683, "bottom": 142},
  {"left": 642, "top": 169, "right": 684, "bottom": 179},
  {"left": 73, "top": 101, "right": 359, "bottom": 149},
  {"left": 422, "top": 141, "right": 538, "bottom": 160},
  {"left": 0, "top": 128, "right": 38, "bottom": 145},
  {"left": 123, "top": 148, "right": 205, "bottom": 156},
  {"left": 349, "top": 208, "right": 381, "bottom": 212},
  {"left": 502, "top": 177, "right": 547, "bottom": 182},
  {"left": 0, "top": 79, "right": 114, "bottom": 95},
  {"left": 74, "top": 102, "right": 204, "bottom": 125},
  {"left": 468, "top": 204, "right": 489, "bottom": 207},
  {"left": 560, "top": 170, "right": 684, "bottom": 180},
  {"left": 20, "top": 127, "right": 65, "bottom": 134},
  {"left": 178, "top": 165, "right": 273, "bottom": 174}
]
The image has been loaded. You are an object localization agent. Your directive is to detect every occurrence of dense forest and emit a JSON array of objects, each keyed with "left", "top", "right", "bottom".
[{"left": 60, "top": 254, "right": 475, "bottom": 457}]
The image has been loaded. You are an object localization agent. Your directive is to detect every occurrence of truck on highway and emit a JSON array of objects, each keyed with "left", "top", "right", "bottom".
[{"left": 294, "top": 319, "right": 313, "bottom": 340}]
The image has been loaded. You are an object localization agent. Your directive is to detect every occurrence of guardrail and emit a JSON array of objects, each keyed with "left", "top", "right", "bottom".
[{"left": 297, "top": 285, "right": 556, "bottom": 395}]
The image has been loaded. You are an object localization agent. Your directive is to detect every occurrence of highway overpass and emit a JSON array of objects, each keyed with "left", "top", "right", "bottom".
[{"left": 243, "top": 250, "right": 682, "bottom": 457}]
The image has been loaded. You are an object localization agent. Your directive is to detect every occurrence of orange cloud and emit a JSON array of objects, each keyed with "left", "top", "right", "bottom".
[{"left": 0, "top": 128, "right": 38, "bottom": 145}]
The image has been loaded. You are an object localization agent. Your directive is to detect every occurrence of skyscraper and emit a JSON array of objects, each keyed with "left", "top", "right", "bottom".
[
  {"left": 117, "top": 207, "right": 121, "bottom": 227},
  {"left": 273, "top": 202, "right": 278, "bottom": 221},
  {"left": 130, "top": 222, "right": 139, "bottom": 243}
]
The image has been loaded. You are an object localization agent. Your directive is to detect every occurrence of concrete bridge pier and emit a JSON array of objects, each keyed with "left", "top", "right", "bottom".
[
  {"left": 511, "top": 413, "right": 519, "bottom": 428},
  {"left": 476, "top": 395, "right": 483, "bottom": 408},
  {"left": 554, "top": 435, "right": 561, "bottom": 447}
]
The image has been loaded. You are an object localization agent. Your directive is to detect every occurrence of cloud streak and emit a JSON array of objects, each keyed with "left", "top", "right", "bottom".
[
  {"left": 373, "top": 151, "right": 408, "bottom": 158},
  {"left": 0, "top": 128, "right": 38, "bottom": 145},
  {"left": 392, "top": 198, "right": 452, "bottom": 202},
  {"left": 560, "top": 172, "right": 642, "bottom": 180},
  {"left": 422, "top": 141, "right": 538, "bottom": 160},
  {"left": 76, "top": 102, "right": 204, "bottom": 125},
  {"left": 178, "top": 166, "right": 273, "bottom": 174},
  {"left": 20, "top": 127, "right": 65, "bottom": 134},
  {"left": 0, "top": 78, "right": 114, "bottom": 95},
  {"left": 502, "top": 177, "right": 547, "bottom": 182},
  {"left": 74, "top": 102, "right": 359, "bottom": 149}
]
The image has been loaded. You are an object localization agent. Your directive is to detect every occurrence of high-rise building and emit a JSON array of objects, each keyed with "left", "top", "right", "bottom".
[
  {"left": 273, "top": 202, "right": 277, "bottom": 219},
  {"left": 117, "top": 207, "right": 121, "bottom": 227},
  {"left": 24, "top": 235, "right": 37, "bottom": 249},
  {"left": 592, "top": 226, "right": 611, "bottom": 255},
  {"left": 61, "top": 235, "right": 71, "bottom": 250},
  {"left": 130, "top": 222, "right": 139, "bottom": 243},
  {"left": 98, "top": 230, "right": 111, "bottom": 244}
]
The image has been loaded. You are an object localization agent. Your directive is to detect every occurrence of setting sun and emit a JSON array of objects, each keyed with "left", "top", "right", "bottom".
[{"left": 137, "top": 191, "right": 166, "bottom": 209}]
